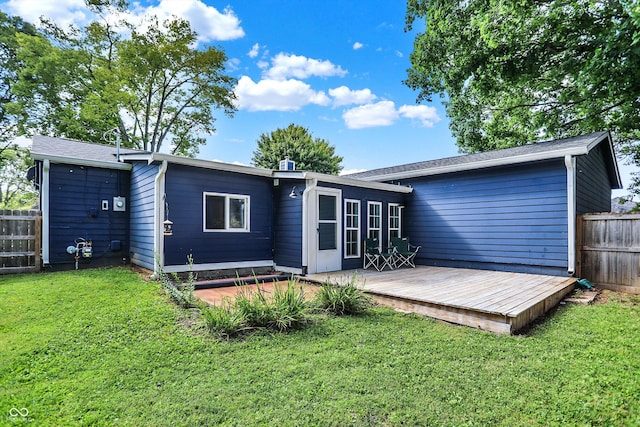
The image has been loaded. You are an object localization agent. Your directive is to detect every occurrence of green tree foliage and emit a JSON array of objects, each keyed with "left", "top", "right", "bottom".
[
  {"left": 0, "top": 144, "right": 38, "bottom": 209},
  {"left": 8, "top": 1, "right": 236, "bottom": 156},
  {"left": 405, "top": 0, "right": 640, "bottom": 157},
  {"left": 252, "top": 123, "right": 343, "bottom": 174},
  {"left": 0, "top": 11, "right": 38, "bottom": 148}
]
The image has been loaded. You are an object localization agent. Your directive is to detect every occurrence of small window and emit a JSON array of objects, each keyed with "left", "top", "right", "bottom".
[
  {"left": 203, "top": 192, "right": 250, "bottom": 232},
  {"left": 345, "top": 199, "right": 360, "bottom": 258},
  {"left": 388, "top": 203, "right": 401, "bottom": 240},
  {"left": 367, "top": 201, "right": 382, "bottom": 250}
]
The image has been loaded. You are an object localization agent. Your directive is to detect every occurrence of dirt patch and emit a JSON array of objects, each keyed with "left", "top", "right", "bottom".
[{"left": 594, "top": 289, "right": 640, "bottom": 306}]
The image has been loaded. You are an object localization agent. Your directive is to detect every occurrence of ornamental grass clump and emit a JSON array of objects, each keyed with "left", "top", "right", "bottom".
[
  {"left": 314, "top": 274, "right": 372, "bottom": 315},
  {"left": 234, "top": 279, "right": 310, "bottom": 332},
  {"left": 202, "top": 302, "right": 247, "bottom": 340}
]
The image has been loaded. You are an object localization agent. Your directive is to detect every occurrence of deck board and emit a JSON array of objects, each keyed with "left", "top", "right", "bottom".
[{"left": 305, "top": 266, "right": 575, "bottom": 334}]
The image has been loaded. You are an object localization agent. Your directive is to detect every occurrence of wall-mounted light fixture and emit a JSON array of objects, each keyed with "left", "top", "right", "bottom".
[{"left": 289, "top": 186, "right": 303, "bottom": 199}]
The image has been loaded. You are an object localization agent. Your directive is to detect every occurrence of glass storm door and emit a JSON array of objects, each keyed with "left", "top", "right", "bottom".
[{"left": 315, "top": 189, "right": 342, "bottom": 272}]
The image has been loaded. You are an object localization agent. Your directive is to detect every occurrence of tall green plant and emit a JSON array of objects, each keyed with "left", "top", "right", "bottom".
[{"left": 314, "top": 274, "right": 372, "bottom": 315}]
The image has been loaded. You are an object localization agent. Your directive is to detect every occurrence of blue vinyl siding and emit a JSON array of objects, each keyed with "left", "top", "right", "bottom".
[
  {"left": 129, "top": 162, "right": 158, "bottom": 270},
  {"left": 163, "top": 164, "right": 273, "bottom": 266},
  {"left": 315, "top": 183, "right": 407, "bottom": 271},
  {"left": 576, "top": 145, "right": 613, "bottom": 214},
  {"left": 401, "top": 160, "right": 569, "bottom": 275},
  {"left": 47, "top": 163, "right": 130, "bottom": 268},
  {"left": 273, "top": 180, "right": 304, "bottom": 269}
]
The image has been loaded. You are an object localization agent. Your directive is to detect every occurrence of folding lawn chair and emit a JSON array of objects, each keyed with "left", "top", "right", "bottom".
[
  {"left": 390, "top": 237, "right": 421, "bottom": 268},
  {"left": 363, "top": 238, "right": 395, "bottom": 271}
]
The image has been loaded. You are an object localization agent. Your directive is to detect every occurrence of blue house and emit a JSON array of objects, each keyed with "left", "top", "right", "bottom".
[
  {"left": 347, "top": 131, "right": 621, "bottom": 276},
  {"left": 31, "top": 131, "right": 620, "bottom": 277}
]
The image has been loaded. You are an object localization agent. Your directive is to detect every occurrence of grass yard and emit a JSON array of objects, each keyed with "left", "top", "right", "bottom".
[{"left": 1, "top": 268, "right": 639, "bottom": 426}]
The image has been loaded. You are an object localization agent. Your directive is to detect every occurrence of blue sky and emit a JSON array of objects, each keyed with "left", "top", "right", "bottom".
[{"left": 1, "top": 0, "right": 633, "bottom": 192}]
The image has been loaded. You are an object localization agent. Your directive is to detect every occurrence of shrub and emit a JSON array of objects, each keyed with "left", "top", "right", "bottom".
[{"left": 314, "top": 274, "right": 372, "bottom": 315}]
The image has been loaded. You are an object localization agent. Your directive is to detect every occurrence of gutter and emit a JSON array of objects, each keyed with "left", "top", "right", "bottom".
[
  {"left": 564, "top": 155, "right": 576, "bottom": 275},
  {"left": 42, "top": 160, "right": 50, "bottom": 265},
  {"left": 301, "top": 178, "right": 318, "bottom": 274},
  {"left": 152, "top": 160, "right": 168, "bottom": 276}
]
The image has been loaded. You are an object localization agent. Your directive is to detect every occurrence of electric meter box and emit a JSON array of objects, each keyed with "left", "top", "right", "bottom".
[{"left": 113, "top": 196, "right": 126, "bottom": 212}]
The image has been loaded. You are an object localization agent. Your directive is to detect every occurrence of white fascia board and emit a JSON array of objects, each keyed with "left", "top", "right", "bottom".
[
  {"left": 272, "top": 171, "right": 413, "bottom": 193},
  {"left": 122, "top": 152, "right": 273, "bottom": 177},
  {"left": 31, "top": 153, "right": 132, "bottom": 171},
  {"left": 356, "top": 147, "right": 593, "bottom": 182}
]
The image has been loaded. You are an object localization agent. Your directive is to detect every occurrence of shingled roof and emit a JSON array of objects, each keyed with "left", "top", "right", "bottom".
[
  {"left": 30, "top": 135, "right": 147, "bottom": 170},
  {"left": 346, "top": 131, "right": 621, "bottom": 188}
]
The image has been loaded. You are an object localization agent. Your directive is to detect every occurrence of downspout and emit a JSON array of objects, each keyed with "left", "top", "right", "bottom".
[
  {"left": 301, "top": 178, "right": 318, "bottom": 274},
  {"left": 42, "top": 159, "right": 50, "bottom": 265},
  {"left": 564, "top": 155, "right": 576, "bottom": 275},
  {"left": 152, "top": 160, "right": 168, "bottom": 277}
]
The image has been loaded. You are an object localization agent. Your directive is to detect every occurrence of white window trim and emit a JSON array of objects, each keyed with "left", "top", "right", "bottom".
[
  {"left": 367, "top": 201, "right": 382, "bottom": 251},
  {"left": 203, "top": 192, "right": 251, "bottom": 232},
  {"left": 344, "top": 199, "right": 361, "bottom": 259},
  {"left": 388, "top": 203, "right": 401, "bottom": 242}
]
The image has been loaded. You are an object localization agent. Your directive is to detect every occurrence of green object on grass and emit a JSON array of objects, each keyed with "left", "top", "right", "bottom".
[{"left": 576, "top": 278, "right": 593, "bottom": 290}]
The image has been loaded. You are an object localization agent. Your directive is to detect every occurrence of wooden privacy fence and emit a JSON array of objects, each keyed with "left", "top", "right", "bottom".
[
  {"left": 577, "top": 213, "right": 640, "bottom": 294},
  {"left": 0, "top": 210, "right": 41, "bottom": 274}
]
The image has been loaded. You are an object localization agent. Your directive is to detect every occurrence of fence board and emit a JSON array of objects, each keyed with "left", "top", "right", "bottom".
[
  {"left": 0, "top": 210, "right": 42, "bottom": 274},
  {"left": 579, "top": 213, "right": 640, "bottom": 293}
]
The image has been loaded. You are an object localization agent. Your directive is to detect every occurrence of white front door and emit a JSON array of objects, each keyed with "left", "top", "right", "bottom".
[{"left": 310, "top": 188, "right": 342, "bottom": 273}]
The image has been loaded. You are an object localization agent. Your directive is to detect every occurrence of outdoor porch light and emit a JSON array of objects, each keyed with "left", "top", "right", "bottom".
[{"left": 289, "top": 186, "right": 302, "bottom": 199}]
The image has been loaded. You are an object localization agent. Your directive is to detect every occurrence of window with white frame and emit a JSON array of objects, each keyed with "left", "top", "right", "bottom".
[
  {"left": 344, "top": 199, "right": 360, "bottom": 258},
  {"left": 367, "top": 201, "right": 382, "bottom": 250},
  {"left": 388, "top": 203, "right": 401, "bottom": 241},
  {"left": 203, "top": 192, "right": 250, "bottom": 232}
]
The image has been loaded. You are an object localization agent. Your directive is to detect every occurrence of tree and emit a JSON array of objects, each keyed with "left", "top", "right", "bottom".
[
  {"left": 10, "top": 1, "right": 236, "bottom": 156},
  {"left": 0, "top": 144, "right": 38, "bottom": 209},
  {"left": 0, "top": 11, "right": 38, "bottom": 150},
  {"left": 252, "top": 124, "right": 343, "bottom": 174},
  {"left": 405, "top": 0, "right": 640, "bottom": 157}
]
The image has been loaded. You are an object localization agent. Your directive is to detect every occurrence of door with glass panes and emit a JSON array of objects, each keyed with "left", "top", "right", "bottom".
[{"left": 313, "top": 188, "right": 342, "bottom": 272}]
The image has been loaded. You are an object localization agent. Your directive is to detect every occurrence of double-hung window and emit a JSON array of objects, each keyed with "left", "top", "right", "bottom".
[
  {"left": 203, "top": 192, "right": 250, "bottom": 232},
  {"left": 367, "top": 201, "right": 382, "bottom": 250},
  {"left": 344, "top": 199, "right": 360, "bottom": 258},
  {"left": 388, "top": 203, "right": 401, "bottom": 240}
]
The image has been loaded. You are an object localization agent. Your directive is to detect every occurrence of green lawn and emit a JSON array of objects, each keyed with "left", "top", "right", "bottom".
[{"left": 1, "top": 268, "right": 639, "bottom": 426}]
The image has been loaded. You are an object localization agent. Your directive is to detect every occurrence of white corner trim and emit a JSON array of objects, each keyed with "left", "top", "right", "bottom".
[
  {"left": 42, "top": 160, "right": 50, "bottom": 265},
  {"left": 163, "top": 260, "right": 274, "bottom": 273},
  {"left": 564, "top": 155, "right": 576, "bottom": 275}
]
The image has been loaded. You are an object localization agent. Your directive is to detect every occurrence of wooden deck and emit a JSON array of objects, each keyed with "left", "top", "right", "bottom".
[{"left": 304, "top": 266, "right": 576, "bottom": 334}]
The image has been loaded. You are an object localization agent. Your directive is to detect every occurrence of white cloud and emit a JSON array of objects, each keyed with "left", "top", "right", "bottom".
[
  {"left": 398, "top": 105, "right": 441, "bottom": 127},
  {"left": 3, "top": 0, "right": 244, "bottom": 43},
  {"left": 329, "top": 86, "right": 376, "bottom": 107},
  {"left": 264, "top": 53, "right": 347, "bottom": 81},
  {"left": 3, "top": 0, "right": 88, "bottom": 28},
  {"left": 343, "top": 101, "right": 399, "bottom": 129},
  {"left": 134, "top": 0, "right": 244, "bottom": 42},
  {"left": 353, "top": 42, "right": 364, "bottom": 50},
  {"left": 342, "top": 102, "right": 442, "bottom": 129},
  {"left": 226, "top": 57, "right": 241, "bottom": 72},
  {"left": 395, "top": 50, "right": 404, "bottom": 58},
  {"left": 248, "top": 43, "right": 260, "bottom": 58},
  {"left": 234, "top": 76, "right": 330, "bottom": 112}
]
